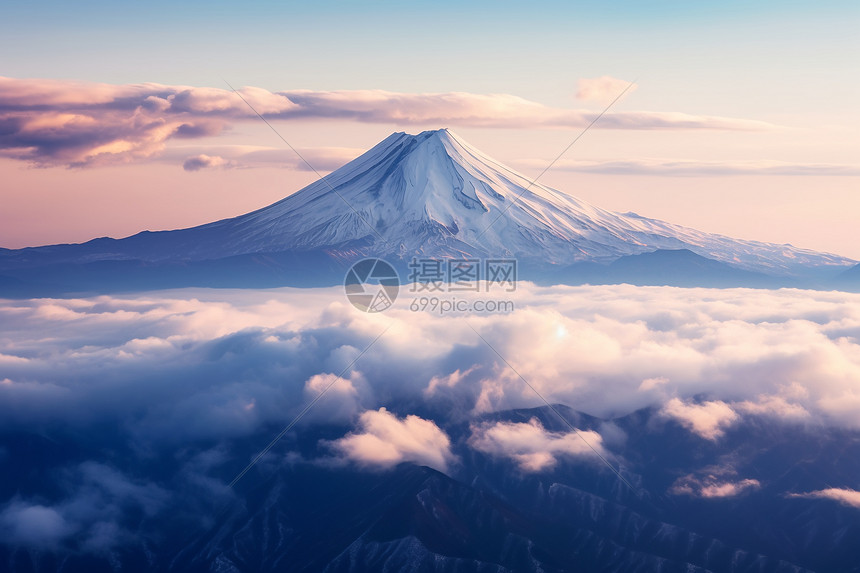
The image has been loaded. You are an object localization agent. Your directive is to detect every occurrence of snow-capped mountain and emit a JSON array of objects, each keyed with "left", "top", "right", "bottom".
[
  {"left": 0, "top": 129, "right": 854, "bottom": 294},
  {"left": 202, "top": 127, "right": 846, "bottom": 275}
]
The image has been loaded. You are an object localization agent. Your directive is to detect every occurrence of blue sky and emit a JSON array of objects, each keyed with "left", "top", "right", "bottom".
[
  {"left": 5, "top": 0, "right": 856, "bottom": 116},
  {"left": 5, "top": 0, "right": 855, "bottom": 102}
]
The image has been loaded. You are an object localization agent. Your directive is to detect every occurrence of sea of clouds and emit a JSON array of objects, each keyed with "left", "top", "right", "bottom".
[{"left": 1, "top": 283, "right": 860, "bottom": 550}]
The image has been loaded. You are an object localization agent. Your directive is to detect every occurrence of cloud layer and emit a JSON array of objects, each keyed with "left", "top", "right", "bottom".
[
  {"left": 2, "top": 283, "right": 860, "bottom": 552},
  {"left": 3, "top": 284, "right": 860, "bottom": 439},
  {"left": 2, "top": 284, "right": 860, "bottom": 440},
  {"left": 0, "top": 76, "right": 776, "bottom": 168}
]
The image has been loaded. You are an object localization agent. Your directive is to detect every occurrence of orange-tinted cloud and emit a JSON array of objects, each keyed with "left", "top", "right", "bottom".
[
  {"left": 468, "top": 417, "right": 605, "bottom": 472},
  {"left": 660, "top": 398, "right": 739, "bottom": 440},
  {"left": 329, "top": 408, "right": 456, "bottom": 472},
  {"left": 0, "top": 76, "right": 776, "bottom": 168},
  {"left": 788, "top": 488, "right": 860, "bottom": 509},
  {"left": 670, "top": 468, "right": 761, "bottom": 498}
]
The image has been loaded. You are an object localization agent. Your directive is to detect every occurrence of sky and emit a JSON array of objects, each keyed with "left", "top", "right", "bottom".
[{"left": 1, "top": 0, "right": 858, "bottom": 257}]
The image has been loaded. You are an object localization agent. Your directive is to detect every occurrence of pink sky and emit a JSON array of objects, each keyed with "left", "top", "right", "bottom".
[{"left": 1, "top": 77, "right": 858, "bottom": 259}]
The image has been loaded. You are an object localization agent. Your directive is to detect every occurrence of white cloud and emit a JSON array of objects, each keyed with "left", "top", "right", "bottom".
[
  {"left": 660, "top": 398, "right": 739, "bottom": 440},
  {"left": 468, "top": 418, "right": 605, "bottom": 472},
  {"left": 330, "top": 408, "right": 455, "bottom": 473},
  {"left": 302, "top": 371, "right": 363, "bottom": 423},
  {"left": 788, "top": 488, "right": 860, "bottom": 508},
  {"left": 2, "top": 284, "right": 860, "bottom": 445}
]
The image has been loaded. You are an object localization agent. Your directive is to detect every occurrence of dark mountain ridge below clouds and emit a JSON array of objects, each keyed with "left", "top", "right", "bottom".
[{"left": 2, "top": 404, "right": 858, "bottom": 573}]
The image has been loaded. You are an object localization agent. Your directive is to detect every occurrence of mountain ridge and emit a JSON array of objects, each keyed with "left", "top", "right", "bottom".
[{"left": 9, "top": 403, "right": 854, "bottom": 572}]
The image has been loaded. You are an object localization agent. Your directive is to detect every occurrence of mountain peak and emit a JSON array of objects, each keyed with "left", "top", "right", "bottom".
[
  {"left": 0, "top": 130, "right": 854, "bottom": 281},
  {"left": 188, "top": 129, "right": 853, "bottom": 274},
  {"left": 417, "top": 127, "right": 454, "bottom": 138},
  {"left": 416, "top": 127, "right": 465, "bottom": 145},
  {"left": 381, "top": 128, "right": 470, "bottom": 159}
]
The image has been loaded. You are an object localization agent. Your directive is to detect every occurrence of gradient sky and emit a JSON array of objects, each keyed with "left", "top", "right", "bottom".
[{"left": 2, "top": 0, "right": 858, "bottom": 257}]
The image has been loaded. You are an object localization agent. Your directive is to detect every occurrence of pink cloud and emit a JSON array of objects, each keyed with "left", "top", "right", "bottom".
[
  {"left": 329, "top": 408, "right": 455, "bottom": 473},
  {"left": 468, "top": 417, "right": 605, "bottom": 472},
  {"left": 182, "top": 154, "right": 233, "bottom": 172},
  {"left": 670, "top": 470, "right": 761, "bottom": 498},
  {"left": 0, "top": 76, "right": 777, "bottom": 168},
  {"left": 301, "top": 372, "right": 363, "bottom": 423},
  {"left": 280, "top": 88, "right": 771, "bottom": 131},
  {"left": 788, "top": 488, "right": 860, "bottom": 509},
  {"left": 660, "top": 398, "right": 739, "bottom": 440},
  {"left": 736, "top": 393, "right": 811, "bottom": 421}
]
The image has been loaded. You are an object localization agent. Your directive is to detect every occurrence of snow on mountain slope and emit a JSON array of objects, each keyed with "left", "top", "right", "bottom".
[{"left": 1, "top": 129, "right": 853, "bottom": 277}]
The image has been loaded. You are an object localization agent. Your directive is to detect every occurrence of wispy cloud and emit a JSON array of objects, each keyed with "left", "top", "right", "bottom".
[
  {"left": 168, "top": 145, "right": 363, "bottom": 172},
  {"left": 0, "top": 76, "right": 777, "bottom": 168},
  {"left": 514, "top": 158, "right": 860, "bottom": 177},
  {"left": 788, "top": 488, "right": 860, "bottom": 509},
  {"left": 0, "top": 502, "right": 74, "bottom": 549},
  {"left": 671, "top": 467, "right": 761, "bottom": 498},
  {"left": 576, "top": 76, "right": 639, "bottom": 103},
  {"left": 182, "top": 154, "right": 233, "bottom": 172},
  {"left": 0, "top": 462, "right": 169, "bottom": 551}
]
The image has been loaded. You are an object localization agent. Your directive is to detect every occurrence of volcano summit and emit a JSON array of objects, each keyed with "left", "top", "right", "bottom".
[{"left": 0, "top": 129, "right": 854, "bottom": 294}]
